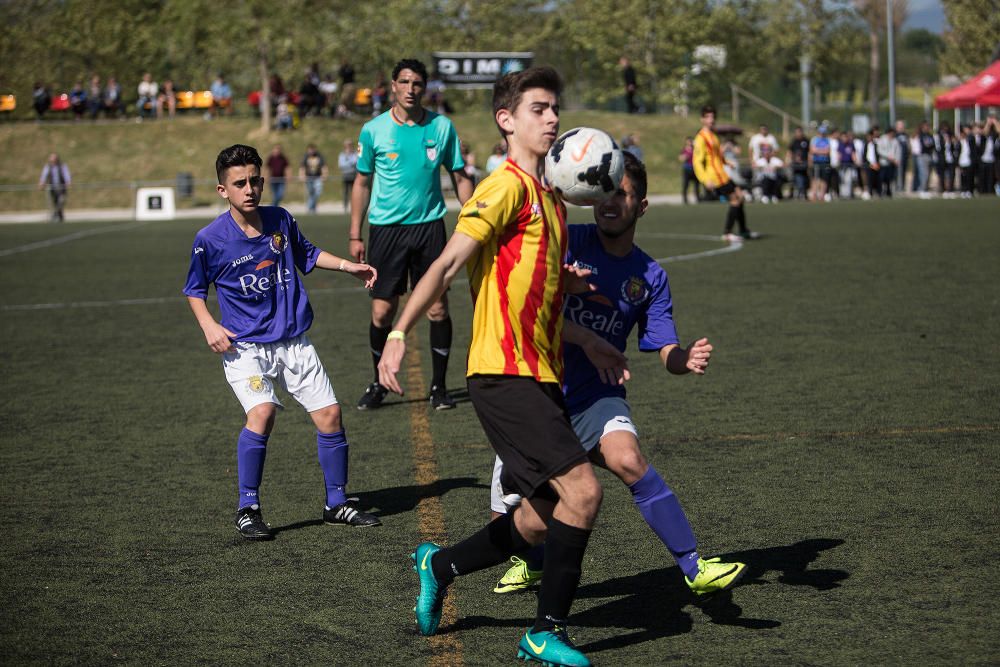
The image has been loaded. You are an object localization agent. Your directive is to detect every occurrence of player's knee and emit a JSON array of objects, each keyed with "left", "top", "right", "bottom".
[
  {"left": 312, "top": 403, "right": 343, "bottom": 432},
  {"left": 426, "top": 300, "right": 449, "bottom": 321},
  {"left": 371, "top": 299, "right": 398, "bottom": 326},
  {"left": 611, "top": 448, "right": 648, "bottom": 486},
  {"left": 246, "top": 403, "right": 277, "bottom": 434}
]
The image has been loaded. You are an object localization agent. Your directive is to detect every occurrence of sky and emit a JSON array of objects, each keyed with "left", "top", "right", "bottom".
[{"left": 903, "top": 0, "right": 946, "bottom": 33}]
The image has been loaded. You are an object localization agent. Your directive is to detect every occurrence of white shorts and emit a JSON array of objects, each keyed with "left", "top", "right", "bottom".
[
  {"left": 222, "top": 333, "right": 338, "bottom": 413},
  {"left": 489, "top": 396, "right": 638, "bottom": 514}
]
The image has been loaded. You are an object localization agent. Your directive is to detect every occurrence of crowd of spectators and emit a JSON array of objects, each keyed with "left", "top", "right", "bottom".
[{"left": 692, "top": 116, "right": 1000, "bottom": 204}]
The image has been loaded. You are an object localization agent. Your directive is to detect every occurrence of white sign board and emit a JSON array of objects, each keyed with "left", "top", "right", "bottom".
[{"left": 135, "top": 187, "right": 176, "bottom": 221}]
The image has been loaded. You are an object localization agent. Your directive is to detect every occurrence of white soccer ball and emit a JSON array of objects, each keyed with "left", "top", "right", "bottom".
[{"left": 545, "top": 127, "right": 624, "bottom": 206}]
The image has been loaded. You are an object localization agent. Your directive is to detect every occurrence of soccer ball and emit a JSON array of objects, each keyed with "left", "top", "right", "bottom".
[{"left": 545, "top": 127, "right": 624, "bottom": 206}]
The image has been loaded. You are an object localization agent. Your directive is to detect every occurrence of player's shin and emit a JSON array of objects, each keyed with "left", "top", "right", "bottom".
[
  {"left": 317, "top": 430, "right": 349, "bottom": 508},
  {"left": 429, "top": 316, "right": 452, "bottom": 388},
  {"left": 237, "top": 428, "right": 268, "bottom": 509},
  {"left": 628, "top": 466, "right": 701, "bottom": 580}
]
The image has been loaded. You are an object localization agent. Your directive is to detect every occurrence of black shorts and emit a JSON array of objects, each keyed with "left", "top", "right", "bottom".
[
  {"left": 715, "top": 180, "right": 737, "bottom": 197},
  {"left": 467, "top": 375, "right": 587, "bottom": 503},
  {"left": 367, "top": 219, "right": 446, "bottom": 299},
  {"left": 812, "top": 164, "right": 832, "bottom": 183}
]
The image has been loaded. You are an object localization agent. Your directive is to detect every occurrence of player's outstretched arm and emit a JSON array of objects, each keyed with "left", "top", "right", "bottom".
[
  {"left": 378, "top": 232, "right": 481, "bottom": 395},
  {"left": 660, "top": 337, "right": 712, "bottom": 375},
  {"left": 187, "top": 296, "right": 236, "bottom": 354},
  {"left": 349, "top": 173, "right": 373, "bottom": 262},
  {"left": 314, "top": 251, "right": 377, "bottom": 289},
  {"left": 563, "top": 320, "right": 630, "bottom": 385}
]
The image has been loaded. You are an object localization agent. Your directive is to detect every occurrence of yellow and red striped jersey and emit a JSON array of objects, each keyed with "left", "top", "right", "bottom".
[
  {"left": 693, "top": 127, "right": 730, "bottom": 188},
  {"left": 455, "top": 159, "right": 568, "bottom": 383}
]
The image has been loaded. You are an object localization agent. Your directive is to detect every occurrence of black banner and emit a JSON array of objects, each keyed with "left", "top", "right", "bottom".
[{"left": 431, "top": 52, "right": 534, "bottom": 89}]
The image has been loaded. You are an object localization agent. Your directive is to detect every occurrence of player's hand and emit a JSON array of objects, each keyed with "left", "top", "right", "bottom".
[
  {"left": 378, "top": 337, "right": 406, "bottom": 395},
  {"left": 581, "top": 334, "right": 630, "bottom": 385},
  {"left": 562, "top": 262, "right": 596, "bottom": 295},
  {"left": 343, "top": 260, "right": 377, "bottom": 289},
  {"left": 349, "top": 239, "right": 366, "bottom": 263},
  {"left": 702, "top": 178, "right": 717, "bottom": 190},
  {"left": 685, "top": 337, "right": 712, "bottom": 375},
  {"left": 203, "top": 321, "right": 237, "bottom": 354}
]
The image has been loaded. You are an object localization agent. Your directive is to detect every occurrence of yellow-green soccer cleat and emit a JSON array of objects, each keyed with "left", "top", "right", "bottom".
[
  {"left": 494, "top": 556, "right": 543, "bottom": 594},
  {"left": 685, "top": 557, "right": 747, "bottom": 595}
]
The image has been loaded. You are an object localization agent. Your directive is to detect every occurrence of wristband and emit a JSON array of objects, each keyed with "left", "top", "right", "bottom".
[
  {"left": 387, "top": 330, "right": 406, "bottom": 342},
  {"left": 338, "top": 260, "right": 347, "bottom": 271},
  {"left": 349, "top": 237, "right": 363, "bottom": 241}
]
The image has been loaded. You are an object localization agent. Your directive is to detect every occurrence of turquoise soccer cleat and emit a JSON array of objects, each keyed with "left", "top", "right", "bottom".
[
  {"left": 410, "top": 542, "right": 447, "bottom": 636},
  {"left": 516, "top": 626, "right": 591, "bottom": 666}
]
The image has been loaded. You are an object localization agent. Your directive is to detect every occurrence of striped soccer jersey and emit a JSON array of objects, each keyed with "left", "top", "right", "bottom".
[
  {"left": 693, "top": 127, "right": 730, "bottom": 188},
  {"left": 455, "top": 159, "right": 568, "bottom": 383}
]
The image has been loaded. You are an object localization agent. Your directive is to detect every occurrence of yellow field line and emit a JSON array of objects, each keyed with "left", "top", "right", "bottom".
[{"left": 405, "top": 335, "right": 463, "bottom": 666}]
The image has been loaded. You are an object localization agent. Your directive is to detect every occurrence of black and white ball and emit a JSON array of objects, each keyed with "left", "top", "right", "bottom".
[{"left": 545, "top": 127, "right": 624, "bottom": 206}]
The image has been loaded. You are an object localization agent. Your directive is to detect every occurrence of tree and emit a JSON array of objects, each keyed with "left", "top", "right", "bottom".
[
  {"left": 853, "top": 0, "right": 908, "bottom": 121},
  {"left": 941, "top": 0, "right": 1000, "bottom": 76}
]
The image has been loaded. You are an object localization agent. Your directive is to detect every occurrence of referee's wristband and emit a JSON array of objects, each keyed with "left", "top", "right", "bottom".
[
  {"left": 349, "top": 237, "right": 363, "bottom": 241},
  {"left": 387, "top": 330, "right": 406, "bottom": 342}
]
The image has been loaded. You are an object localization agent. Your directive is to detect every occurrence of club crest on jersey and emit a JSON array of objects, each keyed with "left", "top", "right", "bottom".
[
  {"left": 269, "top": 232, "right": 286, "bottom": 254},
  {"left": 246, "top": 375, "right": 270, "bottom": 394},
  {"left": 426, "top": 146, "right": 437, "bottom": 161},
  {"left": 621, "top": 276, "right": 650, "bottom": 305}
]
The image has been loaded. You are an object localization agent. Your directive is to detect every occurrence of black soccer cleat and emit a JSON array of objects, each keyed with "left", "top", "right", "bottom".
[
  {"left": 357, "top": 382, "right": 389, "bottom": 410},
  {"left": 429, "top": 386, "right": 456, "bottom": 410},
  {"left": 235, "top": 505, "right": 274, "bottom": 541},
  {"left": 324, "top": 499, "right": 382, "bottom": 527}
]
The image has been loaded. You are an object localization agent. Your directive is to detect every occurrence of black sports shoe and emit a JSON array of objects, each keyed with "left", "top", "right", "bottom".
[
  {"left": 429, "top": 386, "right": 456, "bottom": 410},
  {"left": 357, "top": 382, "right": 388, "bottom": 410},
  {"left": 235, "top": 505, "right": 273, "bottom": 541},
  {"left": 324, "top": 499, "right": 382, "bottom": 527}
]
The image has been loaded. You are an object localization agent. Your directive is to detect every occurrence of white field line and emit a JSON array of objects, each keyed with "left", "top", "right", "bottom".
[
  {"left": 1, "top": 234, "right": 740, "bottom": 312},
  {"left": 0, "top": 220, "right": 156, "bottom": 258}
]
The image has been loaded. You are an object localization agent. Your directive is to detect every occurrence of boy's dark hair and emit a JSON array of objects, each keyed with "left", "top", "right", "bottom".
[
  {"left": 622, "top": 151, "right": 647, "bottom": 201},
  {"left": 392, "top": 59, "right": 428, "bottom": 82},
  {"left": 701, "top": 104, "right": 716, "bottom": 117},
  {"left": 492, "top": 66, "right": 563, "bottom": 139},
  {"left": 216, "top": 144, "right": 262, "bottom": 183}
]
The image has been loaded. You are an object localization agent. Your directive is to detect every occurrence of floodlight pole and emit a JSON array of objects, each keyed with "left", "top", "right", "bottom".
[{"left": 886, "top": 0, "right": 897, "bottom": 125}]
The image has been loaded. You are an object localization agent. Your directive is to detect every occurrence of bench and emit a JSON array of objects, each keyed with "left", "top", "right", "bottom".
[
  {"left": 177, "top": 90, "right": 214, "bottom": 110},
  {"left": 0, "top": 95, "right": 15, "bottom": 113}
]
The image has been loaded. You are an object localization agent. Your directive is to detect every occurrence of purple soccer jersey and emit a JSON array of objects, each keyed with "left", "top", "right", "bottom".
[
  {"left": 183, "top": 206, "right": 321, "bottom": 343},
  {"left": 563, "top": 224, "right": 679, "bottom": 414}
]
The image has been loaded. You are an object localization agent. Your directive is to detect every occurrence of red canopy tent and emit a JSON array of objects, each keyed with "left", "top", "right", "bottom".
[{"left": 934, "top": 61, "right": 1000, "bottom": 109}]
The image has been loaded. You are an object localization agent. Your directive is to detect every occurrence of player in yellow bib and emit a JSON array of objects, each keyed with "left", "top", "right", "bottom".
[{"left": 693, "top": 104, "right": 759, "bottom": 241}]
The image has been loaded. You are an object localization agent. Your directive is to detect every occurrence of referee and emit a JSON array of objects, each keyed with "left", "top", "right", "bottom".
[{"left": 349, "top": 58, "right": 473, "bottom": 411}]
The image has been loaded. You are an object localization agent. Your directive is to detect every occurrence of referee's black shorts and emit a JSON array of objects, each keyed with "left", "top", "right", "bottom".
[
  {"left": 367, "top": 219, "right": 446, "bottom": 299},
  {"left": 715, "top": 180, "right": 737, "bottom": 197},
  {"left": 467, "top": 374, "right": 588, "bottom": 503}
]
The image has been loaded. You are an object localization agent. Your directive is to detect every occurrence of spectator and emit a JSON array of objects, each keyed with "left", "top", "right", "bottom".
[
  {"left": 787, "top": 126, "right": 810, "bottom": 199},
  {"left": 265, "top": 144, "right": 289, "bottom": 207},
  {"left": 32, "top": 82, "right": 51, "bottom": 120},
  {"left": 86, "top": 75, "right": 103, "bottom": 119},
  {"left": 68, "top": 81, "right": 87, "bottom": 120},
  {"left": 371, "top": 72, "right": 388, "bottom": 117},
  {"left": 838, "top": 130, "right": 861, "bottom": 198},
  {"left": 934, "top": 122, "right": 958, "bottom": 196},
  {"left": 485, "top": 140, "right": 507, "bottom": 175},
  {"left": 863, "top": 127, "right": 881, "bottom": 199},
  {"left": 319, "top": 73, "right": 338, "bottom": 116},
  {"left": 852, "top": 130, "right": 866, "bottom": 195},
  {"left": 268, "top": 73, "right": 286, "bottom": 102},
  {"left": 620, "top": 56, "right": 638, "bottom": 113},
  {"left": 157, "top": 78, "right": 177, "bottom": 119},
  {"left": 337, "top": 139, "right": 358, "bottom": 212},
  {"left": 754, "top": 143, "right": 784, "bottom": 203},
  {"left": 986, "top": 114, "right": 1000, "bottom": 195},
  {"left": 912, "top": 121, "right": 935, "bottom": 196},
  {"left": 38, "top": 153, "right": 71, "bottom": 222},
  {"left": 894, "top": 119, "right": 909, "bottom": 192},
  {"left": 721, "top": 135, "right": 745, "bottom": 187},
  {"left": 210, "top": 74, "right": 233, "bottom": 116},
  {"left": 957, "top": 124, "right": 977, "bottom": 198},
  {"left": 103, "top": 77, "right": 122, "bottom": 118},
  {"left": 808, "top": 123, "right": 832, "bottom": 202},
  {"left": 677, "top": 136, "right": 701, "bottom": 204},
  {"left": 137, "top": 72, "right": 158, "bottom": 119},
  {"left": 828, "top": 128, "right": 842, "bottom": 199},
  {"left": 748, "top": 124, "right": 779, "bottom": 163},
  {"left": 426, "top": 70, "right": 448, "bottom": 114},
  {"left": 972, "top": 121, "right": 994, "bottom": 196},
  {"left": 461, "top": 141, "right": 480, "bottom": 186},
  {"left": 338, "top": 59, "right": 356, "bottom": 117},
  {"left": 298, "top": 70, "right": 322, "bottom": 117},
  {"left": 621, "top": 133, "right": 644, "bottom": 161},
  {"left": 877, "top": 127, "right": 901, "bottom": 198},
  {"left": 274, "top": 95, "right": 294, "bottom": 130},
  {"left": 299, "top": 143, "right": 327, "bottom": 214}
]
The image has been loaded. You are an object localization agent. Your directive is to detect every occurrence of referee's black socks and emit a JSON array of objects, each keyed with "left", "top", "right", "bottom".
[
  {"left": 429, "top": 317, "right": 452, "bottom": 389},
  {"left": 369, "top": 323, "right": 391, "bottom": 384}
]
